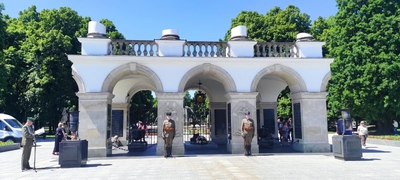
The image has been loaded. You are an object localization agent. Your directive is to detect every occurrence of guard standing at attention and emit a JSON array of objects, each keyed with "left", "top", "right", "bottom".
[
  {"left": 21, "top": 117, "right": 35, "bottom": 171},
  {"left": 162, "top": 112, "right": 176, "bottom": 157},
  {"left": 241, "top": 111, "right": 255, "bottom": 156}
]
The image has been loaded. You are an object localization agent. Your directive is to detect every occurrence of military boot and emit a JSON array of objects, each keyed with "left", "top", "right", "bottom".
[
  {"left": 248, "top": 145, "right": 252, "bottom": 156},
  {"left": 164, "top": 147, "right": 168, "bottom": 158},
  {"left": 168, "top": 147, "right": 173, "bottom": 157}
]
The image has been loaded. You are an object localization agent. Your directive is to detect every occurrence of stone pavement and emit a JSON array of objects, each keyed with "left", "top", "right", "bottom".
[{"left": 1, "top": 136, "right": 399, "bottom": 180}]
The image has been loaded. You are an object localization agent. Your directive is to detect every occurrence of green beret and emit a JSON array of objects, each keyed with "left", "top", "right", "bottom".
[{"left": 27, "top": 117, "right": 35, "bottom": 122}]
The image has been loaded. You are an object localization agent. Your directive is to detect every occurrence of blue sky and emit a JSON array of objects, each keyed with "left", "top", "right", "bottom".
[{"left": 1, "top": 0, "right": 338, "bottom": 41}]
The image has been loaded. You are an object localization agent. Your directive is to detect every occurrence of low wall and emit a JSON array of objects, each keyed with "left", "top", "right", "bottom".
[{"left": 0, "top": 143, "right": 20, "bottom": 152}]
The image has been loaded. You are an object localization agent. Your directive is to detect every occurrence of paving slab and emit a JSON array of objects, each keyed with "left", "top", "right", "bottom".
[{"left": 0, "top": 136, "right": 399, "bottom": 179}]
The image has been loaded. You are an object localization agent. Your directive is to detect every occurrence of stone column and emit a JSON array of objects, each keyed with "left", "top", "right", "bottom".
[
  {"left": 290, "top": 92, "right": 330, "bottom": 152},
  {"left": 77, "top": 92, "right": 114, "bottom": 157},
  {"left": 156, "top": 92, "right": 185, "bottom": 156},
  {"left": 112, "top": 103, "right": 129, "bottom": 145},
  {"left": 259, "top": 102, "right": 278, "bottom": 139},
  {"left": 209, "top": 102, "right": 227, "bottom": 144},
  {"left": 225, "top": 92, "right": 259, "bottom": 154}
]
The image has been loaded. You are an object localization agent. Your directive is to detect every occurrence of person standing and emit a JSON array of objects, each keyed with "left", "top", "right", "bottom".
[
  {"left": 241, "top": 111, "right": 255, "bottom": 156},
  {"left": 162, "top": 112, "right": 176, "bottom": 158},
  {"left": 393, "top": 120, "right": 398, "bottom": 136},
  {"left": 357, "top": 121, "right": 368, "bottom": 148},
  {"left": 53, "top": 123, "right": 66, "bottom": 155},
  {"left": 21, "top": 117, "right": 35, "bottom": 171}
]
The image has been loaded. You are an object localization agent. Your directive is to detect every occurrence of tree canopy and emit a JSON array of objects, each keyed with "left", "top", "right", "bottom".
[
  {"left": 0, "top": 5, "right": 124, "bottom": 132},
  {"left": 326, "top": 0, "right": 400, "bottom": 128}
]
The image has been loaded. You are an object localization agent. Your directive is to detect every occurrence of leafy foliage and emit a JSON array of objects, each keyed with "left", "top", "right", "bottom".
[
  {"left": 0, "top": 5, "right": 124, "bottom": 133},
  {"left": 326, "top": 0, "right": 400, "bottom": 129},
  {"left": 225, "top": 5, "right": 312, "bottom": 118},
  {"left": 129, "top": 90, "right": 156, "bottom": 125}
]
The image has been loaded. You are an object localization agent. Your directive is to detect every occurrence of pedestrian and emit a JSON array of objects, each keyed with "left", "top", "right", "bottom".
[
  {"left": 241, "top": 111, "right": 255, "bottom": 156},
  {"left": 288, "top": 118, "right": 293, "bottom": 142},
  {"left": 336, "top": 118, "right": 353, "bottom": 135},
  {"left": 21, "top": 117, "right": 35, "bottom": 171},
  {"left": 162, "top": 112, "right": 175, "bottom": 158},
  {"left": 393, "top": 120, "right": 398, "bottom": 136},
  {"left": 357, "top": 121, "right": 368, "bottom": 148},
  {"left": 53, "top": 123, "right": 66, "bottom": 155}
]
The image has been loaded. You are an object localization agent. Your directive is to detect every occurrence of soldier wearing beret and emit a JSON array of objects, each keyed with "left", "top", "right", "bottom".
[
  {"left": 241, "top": 111, "right": 255, "bottom": 156},
  {"left": 21, "top": 117, "right": 35, "bottom": 171},
  {"left": 162, "top": 112, "right": 176, "bottom": 157}
]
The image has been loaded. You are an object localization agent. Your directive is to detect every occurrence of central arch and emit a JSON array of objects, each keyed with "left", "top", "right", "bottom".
[
  {"left": 250, "top": 64, "right": 307, "bottom": 93},
  {"left": 101, "top": 62, "right": 164, "bottom": 93},
  {"left": 178, "top": 63, "right": 237, "bottom": 93}
]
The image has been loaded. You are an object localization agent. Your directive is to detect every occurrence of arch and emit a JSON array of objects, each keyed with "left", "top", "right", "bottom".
[
  {"left": 178, "top": 63, "right": 237, "bottom": 93},
  {"left": 251, "top": 64, "right": 307, "bottom": 93},
  {"left": 320, "top": 71, "right": 331, "bottom": 92},
  {"left": 126, "top": 83, "right": 158, "bottom": 103},
  {"left": 101, "top": 63, "right": 163, "bottom": 93},
  {"left": 72, "top": 68, "right": 86, "bottom": 93},
  {"left": 183, "top": 84, "right": 214, "bottom": 102}
]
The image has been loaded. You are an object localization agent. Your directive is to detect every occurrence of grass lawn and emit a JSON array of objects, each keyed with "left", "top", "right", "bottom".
[{"left": 368, "top": 135, "right": 400, "bottom": 141}]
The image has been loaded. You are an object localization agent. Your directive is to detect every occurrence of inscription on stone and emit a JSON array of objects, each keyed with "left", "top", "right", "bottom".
[
  {"left": 293, "top": 103, "right": 302, "bottom": 139},
  {"left": 112, "top": 110, "right": 124, "bottom": 137}
]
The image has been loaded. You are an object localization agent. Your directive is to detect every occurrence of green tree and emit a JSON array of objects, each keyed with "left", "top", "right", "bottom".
[
  {"left": 327, "top": 0, "right": 400, "bottom": 131},
  {"left": 224, "top": 5, "right": 312, "bottom": 118},
  {"left": 310, "top": 16, "right": 336, "bottom": 57},
  {"left": 0, "top": 3, "right": 9, "bottom": 108},
  {"left": 1, "top": 5, "right": 125, "bottom": 132},
  {"left": 224, "top": 5, "right": 311, "bottom": 42},
  {"left": 129, "top": 90, "right": 156, "bottom": 125}
]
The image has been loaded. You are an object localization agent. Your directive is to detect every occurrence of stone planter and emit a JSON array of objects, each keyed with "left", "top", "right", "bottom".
[
  {"left": 0, "top": 143, "right": 20, "bottom": 152},
  {"left": 332, "top": 135, "right": 362, "bottom": 160},
  {"left": 59, "top": 140, "right": 88, "bottom": 168}
]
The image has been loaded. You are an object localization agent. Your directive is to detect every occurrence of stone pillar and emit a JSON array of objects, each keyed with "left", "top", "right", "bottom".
[
  {"left": 258, "top": 102, "right": 279, "bottom": 139},
  {"left": 292, "top": 33, "right": 325, "bottom": 58},
  {"left": 209, "top": 102, "right": 227, "bottom": 144},
  {"left": 227, "top": 26, "right": 257, "bottom": 58},
  {"left": 154, "top": 29, "right": 186, "bottom": 57},
  {"left": 156, "top": 92, "right": 185, "bottom": 156},
  {"left": 225, "top": 92, "right": 259, "bottom": 154},
  {"left": 77, "top": 92, "right": 114, "bottom": 157},
  {"left": 78, "top": 21, "right": 111, "bottom": 56},
  {"left": 290, "top": 92, "right": 330, "bottom": 152},
  {"left": 112, "top": 103, "right": 129, "bottom": 145}
]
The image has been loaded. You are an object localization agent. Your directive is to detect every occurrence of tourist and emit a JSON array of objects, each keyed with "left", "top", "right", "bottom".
[
  {"left": 241, "top": 111, "right": 255, "bottom": 156},
  {"left": 53, "top": 123, "right": 66, "bottom": 155},
  {"left": 162, "top": 112, "right": 176, "bottom": 158},
  {"left": 288, "top": 118, "right": 293, "bottom": 142},
  {"left": 357, "top": 121, "right": 368, "bottom": 148},
  {"left": 336, "top": 118, "right": 352, "bottom": 135},
  {"left": 393, "top": 120, "right": 398, "bottom": 136}
]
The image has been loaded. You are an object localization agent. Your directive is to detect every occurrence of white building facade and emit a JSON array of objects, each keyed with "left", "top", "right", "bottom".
[{"left": 69, "top": 22, "right": 333, "bottom": 157}]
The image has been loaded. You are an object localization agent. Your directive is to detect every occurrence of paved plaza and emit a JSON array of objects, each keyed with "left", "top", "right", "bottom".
[{"left": 1, "top": 135, "right": 399, "bottom": 180}]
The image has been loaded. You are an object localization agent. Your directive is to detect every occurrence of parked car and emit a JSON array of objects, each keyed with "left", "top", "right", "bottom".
[{"left": 0, "top": 113, "right": 23, "bottom": 143}]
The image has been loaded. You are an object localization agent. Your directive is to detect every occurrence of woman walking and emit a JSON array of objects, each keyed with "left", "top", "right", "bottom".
[
  {"left": 53, "top": 123, "right": 66, "bottom": 155},
  {"left": 357, "top": 121, "right": 368, "bottom": 148}
]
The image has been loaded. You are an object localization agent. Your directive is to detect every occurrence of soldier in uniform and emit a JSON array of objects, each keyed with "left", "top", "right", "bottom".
[
  {"left": 21, "top": 117, "right": 35, "bottom": 171},
  {"left": 162, "top": 112, "right": 176, "bottom": 158},
  {"left": 241, "top": 111, "right": 255, "bottom": 156}
]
